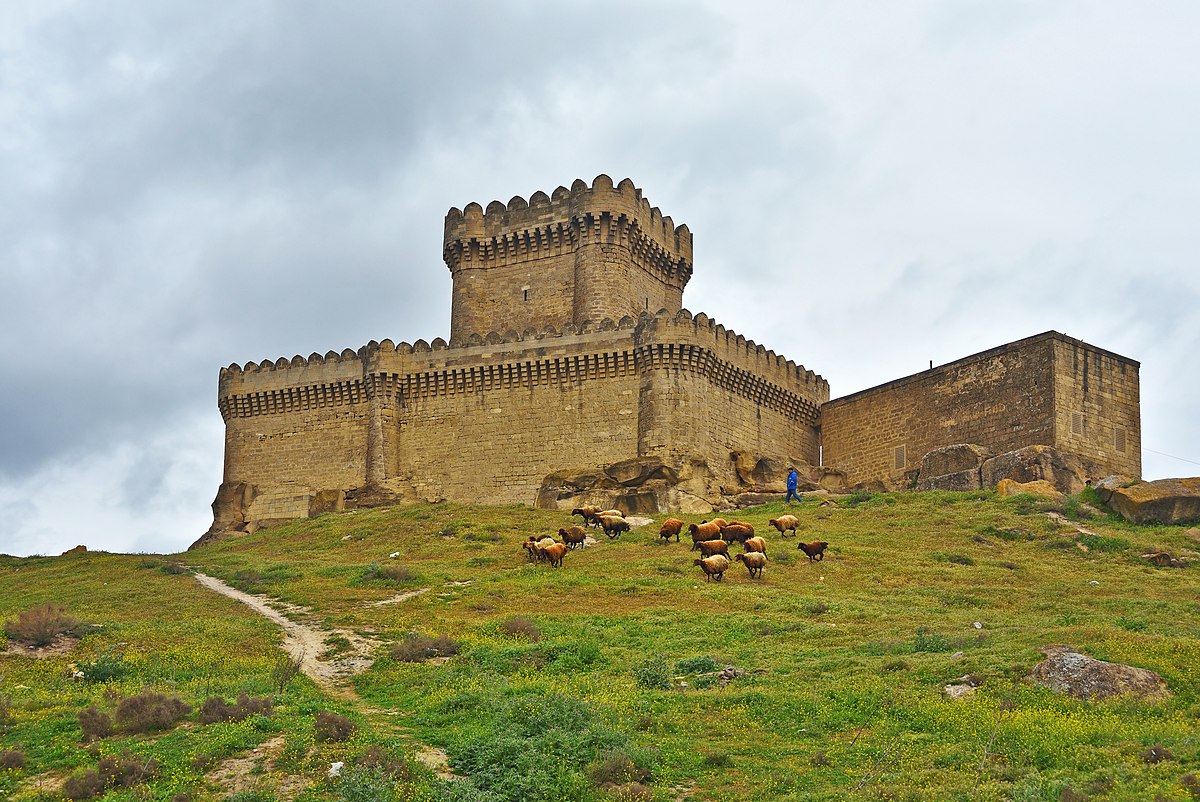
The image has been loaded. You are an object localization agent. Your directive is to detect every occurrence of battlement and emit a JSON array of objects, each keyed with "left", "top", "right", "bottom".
[
  {"left": 444, "top": 174, "right": 693, "bottom": 265},
  {"left": 442, "top": 175, "right": 694, "bottom": 342}
]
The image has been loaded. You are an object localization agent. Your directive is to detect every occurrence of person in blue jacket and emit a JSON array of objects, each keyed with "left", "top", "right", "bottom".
[{"left": 785, "top": 466, "right": 801, "bottom": 503}]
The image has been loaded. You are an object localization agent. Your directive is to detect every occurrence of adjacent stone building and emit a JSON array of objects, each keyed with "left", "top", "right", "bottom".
[{"left": 202, "top": 175, "right": 1141, "bottom": 539}]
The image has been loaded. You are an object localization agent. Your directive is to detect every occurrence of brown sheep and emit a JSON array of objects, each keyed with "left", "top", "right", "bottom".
[
  {"left": 659, "top": 517, "right": 684, "bottom": 542},
  {"left": 695, "top": 539, "right": 730, "bottom": 558},
  {"left": 599, "top": 515, "right": 631, "bottom": 539},
  {"left": 693, "top": 554, "right": 730, "bottom": 581},
  {"left": 541, "top": 542, "right": 568, "bottom": 567},
  {"left": 688, "top": 522, "right": 723, "bottom": 547},
  {"left": 703, "top": 518, "right": 729, "bottom": 529},
  {"left": 768, "top": 515, "right": 800, "bottom": 537},
  {"left": 558, "top": 526, "right": 587, "bottom": 550},
  {"left": 572, "top": 506, "right": 600, "bottom": 525},
  {"left": 736, "top": 552, "right": 767, "bottom": 578},
  {"left": 721, "top": 523, "right": 755, "bottom": 544},
  {"left": 797, "top": 541, "right": 830, "bottom": 562},
  {"left": 742, "top": 536, "right": 767, "bottom": 555}
]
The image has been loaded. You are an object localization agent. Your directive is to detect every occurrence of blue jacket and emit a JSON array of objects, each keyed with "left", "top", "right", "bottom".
[{"left": 786, "top": 470, "right": 798, "bottom": 491}]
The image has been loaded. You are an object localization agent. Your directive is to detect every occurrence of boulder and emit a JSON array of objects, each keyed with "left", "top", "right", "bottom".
[
  {"left": 917, "top": 469, "right": 983, "bottom": 492},
  {"left": 1107, "top": 477, "right": 1200, "bottom": 525},
  {"left": 918, "top": 444, "right": 992, "bottom": 490},
  {"left": 1140, "top": 551, "right": 1182, "bottom": 568},
  {"left": 605, "top": 457, "right": 678, "bottom": 487},
  {"left": 981, "top": 445, "right": 1088, "bottom": 495},
  {"left": 1028, "top": 645, "right": 1170, "bottom": 701},
  {"left": 61, "top": 545, "right": 88, "bottom": 556},
  {"left": 729, "top": 452, "right": 816, "bottom": 491},
  {"left": 996, "top": 478, "right": 1064, "bottom": 501},
  {"left": 817, "top": 468, "right": 849, "bottom": 493},
  {"left": 1092, "top": 474, "right": 1141, "bottom": 505}
]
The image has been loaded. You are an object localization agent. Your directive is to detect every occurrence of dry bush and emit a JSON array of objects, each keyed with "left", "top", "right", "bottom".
[
  {"left": 355, "top": 744, "right": 414, "bottom": 782},
  {"left": 62, "top": 769, "right": 104, "bottom": 800},
  {"left": 78, "top": 705, "right": 113, "bottom": 743},
  {"left": 97, "top": 751, "right": 159, "bottom": 788},
  {"left": 390, "top": 633, "right": 459, "bottom": 663},
  {"left": 361, "top": 563, "right": 419, "bottom": 583},
  {"left": 0, "top": 749, "right": 25, "bottom": 770},
  {"left": 3, "top": 603, "right": 80, "bottom": 647},
  {"left": 587, "top": 749, "right": 650, "bottom": 787},
  {"left": 115, "top": 691, "right": 190, "bottom": 734},
  {"left": 198, "top": 692, "right": 273, "bottom": 724},
  {"left": 611, "top": 783, "right": 653, "bottom": 801},
  {"left": 498, "top": 616, "right": 541, "bottom": 641},
  {"left": 314, "top": 711, "right": 356, "bottom": 742},
  {"left": 1142, "top": 744, "right": 1174, "bottom": 763},
  {"left": 271, "top": 653, "right": 303, "bottom": 694},
  {"left": 0, "top": 694, "right": 14, "bottom": 727}
]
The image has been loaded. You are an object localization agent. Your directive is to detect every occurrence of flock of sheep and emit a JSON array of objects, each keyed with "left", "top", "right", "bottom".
[{"left": 521, "top": 505, "right": 830, "bottom": 583}]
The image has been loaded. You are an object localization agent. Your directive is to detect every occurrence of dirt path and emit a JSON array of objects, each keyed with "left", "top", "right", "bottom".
[{"left": 192, "top": 573, "right": 376, "bottom": 699}]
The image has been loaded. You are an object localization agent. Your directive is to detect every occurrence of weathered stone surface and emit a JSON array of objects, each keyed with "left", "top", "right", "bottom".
[
  {"left": 1108, "top": 477, "right": 1200, "bottom": 525},
  {"left": 982, "top": 445, "right": 1088, "bottom": 495},
  {"left": 1092, "top": 474, "right": 1141, "bottom": 504},
  {"left": 917, "top": 468, "right": 983, "bottom": 492},
  {"left": 1028, "top": 645, "right": 1170, "bottom": 701},
  {"left": 605, "top": 457, "right": 678, "bottom": 487},
  {"left": 1140, "top": 551, "right": 1182, "bottom": 568},
  {"left": 1186, "top": 528, "right": 1200, "bottom": 543},
  {"left": 309, "top": 490, "right": 346, "bottom": 516},
  {"left": 61, "top": 545, "right": 87, "bottom": 556},
  {"left": 921, "top": 443, "right": 993, "bottom": 479},
  {"left": 817, "top": 468, "right": 848, "bottom": 493},
  {"left": 996, "top": 478, "right": 1064, "bottom": 500}
]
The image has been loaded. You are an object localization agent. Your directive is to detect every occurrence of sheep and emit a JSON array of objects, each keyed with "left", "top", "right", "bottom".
[
  {"left": 571, "top": 506, "right": 600, "bottom": 525},
  {"left": 797, "top": 541, "right": 830, "bottom": 562},
  {"left": 541, "top": 542, "right": 568, "bottom": 568},
  {"left": 524, "top": 535, "right": 557, "bottom": 562},
  {"left": 599, "top": 515, "right": 631, "bottom": 539},
  {"left": 736, "top": 552, "right": 767, "bottom": 578},
  {"left": 599, "top": 509, "right": 624, "bottom": 518},
  {"left": 659, "top": 517, "right": 684, "bottom": 542},
  {"left": 741, "top": 536, "right": 767, "bottom": 555},
  {"left": 693, "top": 554, "right": 730, "bottom": 581},
  {"left": 695, "top": 539, "right": 731, "bottom": 558},
  {"left": 702, "top": 518, "right": 729, "bottom": 529},
  {"left": 768, "top": 515, "right": 800, "bottom": 537},
  {"left": 688, "top": 522, "right": 723, "bottom": 547},
  {"left": 720, "top": 523, "right": 755, "bottom": 544},
  {"left": 558, "top": 526, "right": 587, "bottom": 549}
]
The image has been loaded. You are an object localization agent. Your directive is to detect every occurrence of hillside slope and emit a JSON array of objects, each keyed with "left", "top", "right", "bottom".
[{"left": 2, "top": 490, "right": 1197, "bottom": 801}]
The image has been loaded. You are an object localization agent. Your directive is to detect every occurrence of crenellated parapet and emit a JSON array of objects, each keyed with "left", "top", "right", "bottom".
[{"left": 443, "top": 175, "right": 694, "bottom": 342}]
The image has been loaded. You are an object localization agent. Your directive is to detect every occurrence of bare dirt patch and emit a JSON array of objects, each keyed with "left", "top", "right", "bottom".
[
  {"left": 3, "top": 635, "right": 79, "bottom": 659},
  {"left": 193, "top": 573, "right": 376, "bottom": 699},
  {"left": 204, "top": 734, "right": 308, "bottom": 799},
  {"left": 415, "top": 745, "right": 461, "bottom": 780},
  {"left": 370, "top": 587, "right": 431, "bottom": 606}
]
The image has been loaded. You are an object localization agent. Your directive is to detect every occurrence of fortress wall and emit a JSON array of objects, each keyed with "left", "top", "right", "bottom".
[
  {"left": 821, "top": 334, "right": 1059, "bottom": 486},
  {"left": 1052, "top": 337, "right": 1141, "bottom": 477},
  {"left": 218, "top": 351, "right": 370, "bottom": 491},
  {"left": 449, "top": 252, "right": 576, "bottom": 342}
]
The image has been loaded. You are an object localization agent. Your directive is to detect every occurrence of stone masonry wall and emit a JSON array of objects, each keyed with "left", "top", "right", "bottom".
[
  {"left": 1052, "top": 336, "right": 1141, "bottom": 476},
  {"left": 821, "top": 334, "right": 1059, "bottom": 486}
]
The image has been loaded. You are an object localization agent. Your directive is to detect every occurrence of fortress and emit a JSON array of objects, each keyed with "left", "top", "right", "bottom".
[{"left": 203, "top": 175, "right": 1142, "bottom": 539}]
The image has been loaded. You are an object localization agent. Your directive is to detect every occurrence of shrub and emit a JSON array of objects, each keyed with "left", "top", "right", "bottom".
[
  {"left": 390, "top": 633, "right": 459, "bottom": 663},
  {"left": 3, "top": 603, "right": 80, "bottom": 647},
  {"left": 115, "top": 691, "right": 190, "bottom": 734},
  {"left": 78, "top": 705, "right": 113, "bottom": 742},
  {"left": 498, "top": 616, "right": 541, "bottom": 641},
  {"left": 159, "top": 562, "right": 189, "bottom": 575},
  {"left": 355, "top": 744, "right": 414, "bottom": 782},
  {"left": 0, "top": 694, "right": 14, "bottom": 727},
  {"left": 931, "top": 552, "right": 975, "bottom": 566},
  {"left": 79, "top": 650, "right": 129, "bottom": 682},
  {"left": 912, "top": 627, "right": 952, "bottom": 653},
  {"left": 198, "top": 692, "right": 273, "bottom": 724},
  {"left": 587, "top": 749, "right": 651, "bottom": 787},
  {"left": 337, "top": 765, "right": 400, "bottom": 802},
  {"left": 702, "top": 750, "right": 733, "bottom": 768},
  {"left": 1078, "top": 534, "right": 1132, "bottom": 553},
  {"left": 675, "top": 655, "right": 720, "bottom": 675},
  {"left": 611, "top": 782, "right": 653, "bottom": 801},
  {"left": 805, "top": 601, "right": 830, "bottom": 616},
  {"left": 842, "top": 490, "right": 875, "bottom": 507},
  {"left": 1142, "top": 744, "right": 1174, "bottom": 763},
  {"left": 97, "top": 751, "right": 160, "bottom": 788},
  {"left": 632, "top": 654, "right": 671, "bottom": 690},
  {"left": 0, "top": 748, "right": 25, "bottom": 770},
  {"left": 62, "top": 769, "right": 104, "bottom": 800},
  {"left": 1183, "top": 773, "right": 1200, "bottom": 799},
  {"left": 360, "top": 563, "right": 420, "bottom": 584},
  {"left": 881, "top": 659, "right": 909, "bottom": 672},
  {"left": 1058, "top": 786, "right": 1087, "bottom": 802},
  {"left": 314, "top": 711, "right": 356, "bottom": 742},
  {"left": 271, "top": 653, "right": 304, "bottom": 694}
]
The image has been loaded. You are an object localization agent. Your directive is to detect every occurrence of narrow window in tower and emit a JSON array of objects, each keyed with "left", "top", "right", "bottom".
[
  {"left": 894, "top": 444, "right": 906, "bottom": 471},
  {"left": 1071, "top": 411, "right": 1084, "bottom": 436},
  {"left": 522, "top": 286, "right": 530, "bottom": 302},
  {"left": 1114, "top": 426, "right": 1126, "bottom": 453}
]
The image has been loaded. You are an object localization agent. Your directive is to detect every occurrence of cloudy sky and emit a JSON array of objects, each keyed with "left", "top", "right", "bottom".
[{"left": 3, "top": 1, "right": 1197, "bottom": 557}]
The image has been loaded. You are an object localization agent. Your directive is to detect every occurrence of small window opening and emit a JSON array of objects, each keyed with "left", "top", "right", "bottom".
[
  {"left": 645, "top": 297, "right": 649, "bottom": 309},
  {"left": 894, "top": 444, "right": 906, "bottom": 471},
  {"left": 522, "top": 287, "right": 529, "bottom": 302},
  {"left": 1071, "top": 411, "right": 1084, "bottom": 436},
  {"left": 1114, "top": 427, "right": 1126, "bottom": 453}
]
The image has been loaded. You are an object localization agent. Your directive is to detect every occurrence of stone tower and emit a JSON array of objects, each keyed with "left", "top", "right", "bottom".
[{"left": 443, "top": 174, "right": 693, "bottom": 343}]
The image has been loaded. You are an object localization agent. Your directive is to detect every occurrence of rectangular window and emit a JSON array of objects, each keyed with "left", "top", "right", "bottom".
[
  {"left": 894, "top": 444, "right": 906, "bottom": 471},
  {"left": 1114, "top": 427, "right": 1126, "bottom": 453},
  {"left": 1071, "top": 411, "right": 1084, "bottom": 436}
]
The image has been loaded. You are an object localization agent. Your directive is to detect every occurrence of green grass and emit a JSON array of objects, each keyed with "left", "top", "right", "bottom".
[{"left": 2, "top": 492, "right": 1198, "bottom": 800}]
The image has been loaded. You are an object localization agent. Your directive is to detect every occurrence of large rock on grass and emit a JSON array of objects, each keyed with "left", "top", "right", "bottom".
[
  {"left": 996, "top": 478, "right": 1064, "bottom": 500},
  {"left": 981, "top": 445, "right": 1088, "bottom": 495},
  {"left": 1029, "top": 645, "right": 1170, "bottom": 701},
  {"left": 917, "top": 444, "right": 991, "bottom": 491},
  {"left": 1106, "top": 477, "right": 1200, "bottom": 525}
]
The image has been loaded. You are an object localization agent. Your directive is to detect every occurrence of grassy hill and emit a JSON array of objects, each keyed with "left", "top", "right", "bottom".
[{"left": 1, "top": 490, "right": 1198, "bottom": 801}]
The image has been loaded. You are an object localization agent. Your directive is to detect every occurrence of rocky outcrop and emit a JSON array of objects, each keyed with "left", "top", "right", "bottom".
[
  {"left": 1028, "top": 645, "right": 1170, "bottom": 701},
  {"left": 981, "top": 445, "right": 1089, "bottom": 495},
  {"left": 1106, "top": 477, "right": 1200, "bottom": 525},
  {"left": 916, "top": 444, "right": 992, "bottom": 491},
  {"left": 995, "top": 478, "right": 1064, "bottom": 500}
]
